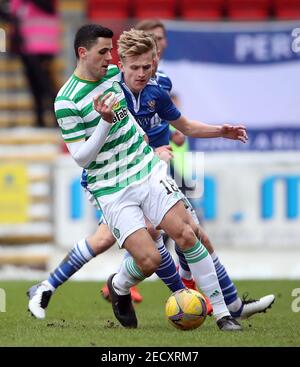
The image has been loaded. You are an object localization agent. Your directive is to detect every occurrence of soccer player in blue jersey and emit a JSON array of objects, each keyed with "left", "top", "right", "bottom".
[
  {"left": 101, "top": 27, "right": 274, "bottom": 320},
  {"left": 129, "top": 19, "right": 276, "bottom": 315},
  {"left": 27, "top": 25, "right": 273, "bottom": 329}
]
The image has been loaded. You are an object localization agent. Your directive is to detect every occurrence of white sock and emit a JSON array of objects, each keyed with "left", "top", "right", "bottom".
[
  {"left": 113, "top": 256, "right": 146, "bottom": 296},
  {"left": 182, "top": 240, "right": 230, "bottom": 320}
]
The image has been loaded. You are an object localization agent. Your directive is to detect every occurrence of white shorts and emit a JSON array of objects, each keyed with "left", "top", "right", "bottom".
[
  {"left": 85, "top": 166, "right": 198, "bottom": 229},
  {"left": 96, "top": 161, "right": 181, "bottom": 247},
  {"left": 160, "top": 173, "right": 200, "bottom": 226}
]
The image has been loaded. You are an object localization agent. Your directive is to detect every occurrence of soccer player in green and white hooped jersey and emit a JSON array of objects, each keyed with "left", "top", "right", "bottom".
[
  {"left": 28, "top": 24, "right": 244, "bottom": 331},
  {"left": 54, "top": 33, "right": 186, "bottom": 296},
  {"left": 27, "top": 24, "right": 190, "bottom": 322},
  {"left": 56, "top": 65, "right": 159, "bottom": 199}
]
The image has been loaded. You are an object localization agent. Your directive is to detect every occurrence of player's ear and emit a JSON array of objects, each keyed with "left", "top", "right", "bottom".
[{"left": 78, "top": 46, "right": 87, "bottom": 59}]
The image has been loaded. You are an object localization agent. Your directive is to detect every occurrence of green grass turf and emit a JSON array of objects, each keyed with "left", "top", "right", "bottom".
[{"left": 0, "top": 280, "right": 299, "bottom": 347}]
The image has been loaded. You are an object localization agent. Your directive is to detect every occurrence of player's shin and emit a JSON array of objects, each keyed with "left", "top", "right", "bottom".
[
  {"left": 47, "top": 238, "right": 95, "bottom": 289},
  {"left": 182, "top": 240, "right": 230, "bottom": 320},
  {"left": 155, "top": 235, "right": 185, "bottom": 292},
  {"left": 175, "top": 243, "right": 192, "bottom": 280}
]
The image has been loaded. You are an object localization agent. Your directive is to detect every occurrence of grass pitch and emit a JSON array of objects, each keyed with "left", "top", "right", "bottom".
[{"left": 0, "top": 280, "right": 299, "bottom": 347}]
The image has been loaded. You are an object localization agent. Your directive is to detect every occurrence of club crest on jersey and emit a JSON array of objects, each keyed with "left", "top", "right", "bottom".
[
  {"left": 147, "top": 100, "right": 156, "bottom": 112},
  {"left": 112, "top": 81, "right": 122, "bottom": 95},
  {"left": 113, "top": 228, "right": 120, "bottom": 239}
]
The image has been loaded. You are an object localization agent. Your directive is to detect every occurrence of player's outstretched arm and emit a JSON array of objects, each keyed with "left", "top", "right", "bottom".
[{"left": 170, "top": 116, "right": 248, "bottom": 142}]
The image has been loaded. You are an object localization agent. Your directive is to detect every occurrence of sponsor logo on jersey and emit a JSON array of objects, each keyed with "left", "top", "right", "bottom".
[{"left": 112, "top": 107, "right": 128, "bottom": 123}]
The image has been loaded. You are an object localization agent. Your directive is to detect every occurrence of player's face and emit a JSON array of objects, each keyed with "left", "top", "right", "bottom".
[
  {"left": 120, "top": 50, "right": 154, "bottom": 93},
  {"left": 79, "top": 37, "right": 113, "bottom": 80},
  {"left": 151, "top": 27, "right": 167, "bottom": 59}
]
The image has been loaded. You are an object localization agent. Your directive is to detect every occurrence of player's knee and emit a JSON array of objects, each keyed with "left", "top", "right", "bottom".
[
  {"left": 173, "top": 224, "right": 196, "bottom": 250},
  {"left": 87, "top": 231, "right": 115, "bottom": 255}
]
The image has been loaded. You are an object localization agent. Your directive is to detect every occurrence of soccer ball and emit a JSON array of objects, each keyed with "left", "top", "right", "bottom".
[{"left": 165, "top": 288, "right": 207, "bottom": 330}]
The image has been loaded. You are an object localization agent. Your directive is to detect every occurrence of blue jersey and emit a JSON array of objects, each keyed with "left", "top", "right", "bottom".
[
  {"left": 120, "top": 72, "right": 180, "bottom": 148},
  {"left": 156, "top": 70, "right": 172, "bottom": 91},
  {"left": 147, "top": 70, "right": 174, "bottom": 147}
]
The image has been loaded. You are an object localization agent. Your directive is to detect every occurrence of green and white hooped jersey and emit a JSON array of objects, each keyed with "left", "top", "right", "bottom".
[{"left": 55, "top": 65, "right": 159, "bottom": 197}]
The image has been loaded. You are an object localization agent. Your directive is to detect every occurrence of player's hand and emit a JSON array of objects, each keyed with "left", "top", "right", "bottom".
[
  {"left": 93, "top": 92, "right": 116, "bottom": 124},
  {"left": 221, "top": 124, "right": 248, "bottom": 143},
  {"left": 171, "top": 130, "right": 185, "bottom": 146},
  {"left": 155, "top": 145, "right": 174, "bottom": 163}
]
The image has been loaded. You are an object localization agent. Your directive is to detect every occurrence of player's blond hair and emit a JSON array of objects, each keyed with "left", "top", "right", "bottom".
[{"left": 117, "top": 28, "right": 157, "bottom": 61}]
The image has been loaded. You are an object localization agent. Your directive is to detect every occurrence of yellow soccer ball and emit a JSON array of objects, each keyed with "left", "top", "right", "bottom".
[{"left": 165, "top": 288, "right": 207, "bottom": 330}]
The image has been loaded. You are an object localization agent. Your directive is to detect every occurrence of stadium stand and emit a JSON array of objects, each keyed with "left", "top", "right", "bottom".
[
  {"left": 72, "top": 0, "right": 300, "bottom": 23},
  {"left": 226, "top": 0, "right": 272, "bottom": 20},
  {"left": 58, "top": 0, "right": 85, "bottom": 15},
  {"left": 133, "top": 0, "right": 177, "bottom": 19},
  {"left": 87, "top": 0, "right": 131, "bottom": 20},
  {"left": 179, "top": 0, "right": 224, "bottom": 20},
  {"left": 0, "top": 129, "right": 62, "bottom": 268},
  {"left": 0, "top": 53, "right": 65, "bottom": 128},
  {"left": 273, "top": 0, "right": 300, "bottom": 19}
]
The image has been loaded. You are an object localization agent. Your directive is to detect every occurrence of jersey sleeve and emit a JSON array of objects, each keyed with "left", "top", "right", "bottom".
[
  {"left": 156, "top": 87, "right": 181, "bottom": 122},
  {"left": 55, "top": 97, "right": 86, "bottom": 143},
  {"left": 156, "top": 70, "right": 173, "bottom": 93}
]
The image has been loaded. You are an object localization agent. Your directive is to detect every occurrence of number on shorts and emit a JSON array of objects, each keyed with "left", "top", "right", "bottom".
[{"left": 160, "top": 178, "right": 179, "bottom": 195}]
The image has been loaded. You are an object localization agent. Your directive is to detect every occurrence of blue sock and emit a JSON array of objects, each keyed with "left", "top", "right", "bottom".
[
  {"left": 211, "top": 252, "right": 239, "bottom": 306},
  {"left": 48, "top": 239, "right": 95, "bottom": 289},
  {"left": 175, "top": 243, "right": 190, "bottom": 271},
  {"left": 155, "top": 236, "right": 184, "bottom": 292}
]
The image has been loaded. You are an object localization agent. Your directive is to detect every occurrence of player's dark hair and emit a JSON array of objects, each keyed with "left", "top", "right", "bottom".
[{"left": 74, "top": 24, "right": 114, "bottom": 58}]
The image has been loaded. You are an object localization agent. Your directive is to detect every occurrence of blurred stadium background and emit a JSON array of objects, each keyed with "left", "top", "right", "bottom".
[{"left": 0, "top": 0, "right": 299, "bottom": 283}]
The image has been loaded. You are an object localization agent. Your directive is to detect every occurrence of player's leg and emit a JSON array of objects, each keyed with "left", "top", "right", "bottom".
[
  {"left": 108, "top": 227, "right": 161, "bottom": 328},
  {"left": 178, "top": 220, "right": 275, "bottom": 320},
  {"left": 145, "top": 218, "right": 184, "bottom": 292},
  {"left": 47, "top": 224, "right": 114, "bottom": 289},
  {"left": 102, "top": 184, "right": 162, "bottom": 328},
  {"left": 157, "top": 201, "right": 241, "bottom": 331},
  {"left": 27, "top": 223, "right": 115, "bottom": 319},
  {"left": 154, "top": 233, "right": 185, "bottom": 292},
  {"left": 199, "top": 226, "right": 275, "bottom": 319},
  {"left": 101, "top": 251, "right": 144, "bottom": 303},
  {"left": 144, "top": 169, "right": 240, "bottom": 330},
  {"left": 102, "top": 218, "right": 185, "bottom": 303}
]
